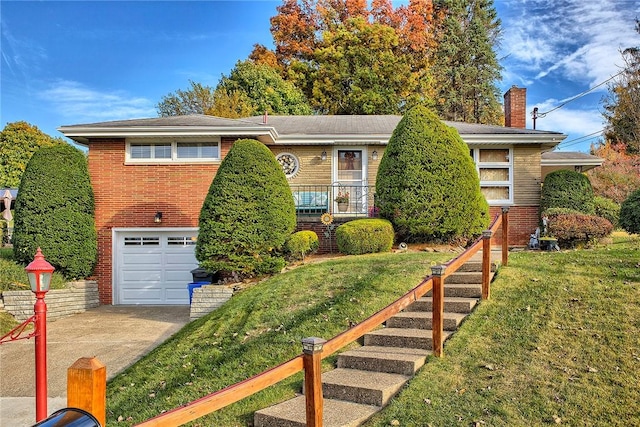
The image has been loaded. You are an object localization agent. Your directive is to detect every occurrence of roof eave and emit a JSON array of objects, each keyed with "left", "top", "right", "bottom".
[{"left": 57, "top": 125, "right": 278, "bottom": 146}]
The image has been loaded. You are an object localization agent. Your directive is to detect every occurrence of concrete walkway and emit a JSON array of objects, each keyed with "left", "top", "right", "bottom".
[{"left": 0, "top": 305, "right": 190, "bottom": 426}]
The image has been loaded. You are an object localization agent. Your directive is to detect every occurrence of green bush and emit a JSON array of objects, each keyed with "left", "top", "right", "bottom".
[
  {"left": 375, "top": 106, "right": 489, "bottom": 242},
  {"left": 547, "top": 213, "right": 613, "bottom": 248},
  {"left": 196, "top": 139, "right": 296, "bottom": 277},
  {"left": 0, "top": 220, "right": 7, "bottom": 245},
  {"left": 541, "top": 170, "right": 595, "bottom": 214},
  {"left": 12, "top": 144, "right": 97, "bottom": 279},
  {"left": 285, "top": 230, "right": 319, "bottom": 261},
  {"left": 594, "top": 196, "right": 620, "bottom": 227},
  {"left": 619, "top": 188, "right": 640, "bottom": 234},
  {"left": 541, "top": 207, "right": 584, "bottom": 217},
  {"left": 336, "top": 219, "right": 394, "bottom": 255}
]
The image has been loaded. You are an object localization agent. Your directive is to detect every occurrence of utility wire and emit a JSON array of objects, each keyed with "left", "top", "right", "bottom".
[
  {"left": 543, "top": 129, "right": 604, "bottom": 152},
  {"left": 535, "top": 70, "right": 626, "bottom": 118}
]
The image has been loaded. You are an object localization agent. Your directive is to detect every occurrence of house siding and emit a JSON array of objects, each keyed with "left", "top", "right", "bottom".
[
  {"left": 88, "top": 137, "right": 234, "bottom": 304},
  {"left": 513, "top": 145, "right": 542, "bottom": 205}
]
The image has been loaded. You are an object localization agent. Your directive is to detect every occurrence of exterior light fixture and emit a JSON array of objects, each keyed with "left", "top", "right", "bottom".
[
  {"left": 25, "top": 248, "right": 55, "bottom": 422},
  {"left": 154, "top": 212, "right": 162, "bottom": 223},
  {"left": 320, "top": 151, "right": 327, "bottom": 161},
  {"left": 372, "top": 150, "right": 378, "bottom": 160}
]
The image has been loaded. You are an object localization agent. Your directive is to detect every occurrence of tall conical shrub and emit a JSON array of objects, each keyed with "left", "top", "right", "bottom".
[
  {"left": 375, "top": 106, "right": 489, "bottom": 242},
  {"left": 13, "top": 144, "right": 97, "bottom": 278},
  {"left": 196, "top": 139, "right": 296, "bottom": 277}
]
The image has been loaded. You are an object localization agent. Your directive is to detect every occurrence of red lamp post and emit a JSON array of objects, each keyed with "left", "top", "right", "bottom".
[{"left": 25, "top": 248, "right": 55, "bottom": 422}]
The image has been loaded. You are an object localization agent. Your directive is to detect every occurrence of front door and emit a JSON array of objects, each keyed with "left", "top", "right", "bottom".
[{"left": 333, "top": 148, "right": 367, "bottom": 214}]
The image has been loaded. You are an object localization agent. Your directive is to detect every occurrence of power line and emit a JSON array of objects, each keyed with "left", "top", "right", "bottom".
[
  {"left": 544, "top": 129, "right": 604, "bottom": 152},
  {"left": 535, "top": 70, "right": 626, "bottom": 118}
]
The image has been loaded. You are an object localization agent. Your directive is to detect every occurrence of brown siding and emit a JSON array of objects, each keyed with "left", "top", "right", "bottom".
[
  {"left": 270, "top": 146, "right": 333, "bottom": 185},
  {"left": 513, "top": 145, "right": 542, "bottom": 206}
]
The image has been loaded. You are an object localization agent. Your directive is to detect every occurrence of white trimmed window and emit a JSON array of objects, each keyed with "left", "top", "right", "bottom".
[
  {"left": 126, "top": 140, "right": 220, "bottom": 163},
  {"left": 471, "top": 148, "right": 513, "bottom": 205}
]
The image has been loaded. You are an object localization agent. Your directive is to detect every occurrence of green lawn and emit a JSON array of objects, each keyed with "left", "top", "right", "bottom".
[
  {"left": 105, "top": 250, "right": 452, "bottom": 426},
  {"left": 365, "top": 233, "right": 640, "bottom": 426}
]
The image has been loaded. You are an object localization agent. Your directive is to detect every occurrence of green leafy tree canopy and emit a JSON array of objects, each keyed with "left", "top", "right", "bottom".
[{"left": 0, "top": 121, "right": 66, "bottom": 188}]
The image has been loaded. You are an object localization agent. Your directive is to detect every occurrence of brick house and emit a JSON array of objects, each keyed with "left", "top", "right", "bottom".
[{"left": 59, "top": 87, "right": 569, "bottom": 306}]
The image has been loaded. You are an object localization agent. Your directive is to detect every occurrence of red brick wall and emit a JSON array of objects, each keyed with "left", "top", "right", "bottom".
[
  {"left": 489, "top": 205, "right": 539, "bottom": 247},
  {"left": 88, "top": 137, "right": 234, "bottom": 304}
]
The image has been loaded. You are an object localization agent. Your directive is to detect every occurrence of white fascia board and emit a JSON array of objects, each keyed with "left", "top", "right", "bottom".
[
  {"left": 541, "top": 158, "right": 603, "bottom": 167},
  {"left": 274, "top": 134, "right": 390, "bottom": 145},
  {"left": 58, "top": 126, "right": 278, "bottom": 145},
  {"left": 461, "top": 134, "right": 567, "bottom": 147}
]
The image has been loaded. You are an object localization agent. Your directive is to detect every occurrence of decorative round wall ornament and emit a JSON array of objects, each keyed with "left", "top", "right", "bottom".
[{"left": 276, "top": 152, "right": 300, "bottom": 179}]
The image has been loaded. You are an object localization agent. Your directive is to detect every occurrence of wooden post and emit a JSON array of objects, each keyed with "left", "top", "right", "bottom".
[
  {"left": 302, "top": 337, "right": 326, "bottom": 427},
  {"left": 482, "top": 230, "right": 493, "bottom": 300},
  {"left": 501, "top": 206, "right": 510, "bottom": 266},
  {"left": 431, "top": 265, "right": 446, "bottom": 357},
  {"left": 67, "top": 357, "right": 106, "bottom": 427}
]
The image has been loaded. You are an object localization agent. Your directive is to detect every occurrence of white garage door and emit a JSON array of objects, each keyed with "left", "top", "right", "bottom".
[{"left": 115, "top": 229, "right": 199, "bottom": 305}]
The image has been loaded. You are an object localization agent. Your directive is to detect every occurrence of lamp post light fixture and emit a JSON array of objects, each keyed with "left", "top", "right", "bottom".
[{"left": 25, "top": 248, "right": 55, "bottom": 422}]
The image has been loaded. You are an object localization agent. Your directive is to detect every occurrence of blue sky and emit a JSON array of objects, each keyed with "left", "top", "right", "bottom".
[{"left": 2, "top": 1, "right": 639, "bottom": 152}]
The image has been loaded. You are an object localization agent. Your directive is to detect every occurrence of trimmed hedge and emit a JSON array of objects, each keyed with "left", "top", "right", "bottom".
[
  {"left": 12, "top": 144, "right": 97, "bottom": 279},
  {"left": 541, "top": 170, "right": 595, "bottom": 214},
  {"left": 336, "top": 219, "right": 394, "bottom": 255},
  {"left": 546, "top": 213, "right": 613, "bottom": 248},
  {"left": 375, "top": 106, "right": 489, "bottom": 242},
  {"left": 196, "top": 139, "right": 296, "bottom": 277},
  {"left": 594, "top": 196, "right": 620, "bottom": 228},
  {"left": 285, "top": 231, "right": 319, "bottom": 261},
  {"left": 619, "top": 188, "right": 640, "bottom": 234}
]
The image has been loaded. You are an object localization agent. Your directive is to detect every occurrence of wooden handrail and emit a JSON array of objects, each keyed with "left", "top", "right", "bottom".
[
  {"left": 132, "top": 210, "right": 509, "bottom": 426},
  {"left": 135, "top": 356, "right": 304, "bottom": 427},
  {"left": 322, "top": 276, "right": 433, "bottom": 356}
]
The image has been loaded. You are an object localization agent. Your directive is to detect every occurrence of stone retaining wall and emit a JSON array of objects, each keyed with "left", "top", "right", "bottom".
[
  {"left": 2, "top": 280, "right": 100, "bottom": 322},
  {"left": 190, "top": 285, "right": 233, "bottom": 320}
]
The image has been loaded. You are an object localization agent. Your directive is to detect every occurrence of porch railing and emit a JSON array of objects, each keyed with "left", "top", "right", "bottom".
[{"left": 290, "top": 184, "right": 375, "bottom": 217}]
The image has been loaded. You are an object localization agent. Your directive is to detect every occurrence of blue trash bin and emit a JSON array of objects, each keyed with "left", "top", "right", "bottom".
[{"left": 188, "top": 282, "right": 209, "bottom": 304}]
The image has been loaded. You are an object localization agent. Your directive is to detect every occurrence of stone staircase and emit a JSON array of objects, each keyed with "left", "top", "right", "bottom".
[{"left": 254, "top": 250, "right": 499, "bottom": 427}]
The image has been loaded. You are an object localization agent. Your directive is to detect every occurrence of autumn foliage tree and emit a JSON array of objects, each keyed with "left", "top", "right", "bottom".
[{"left": 586, "top": 142, "right": 640, "bottom": 204}]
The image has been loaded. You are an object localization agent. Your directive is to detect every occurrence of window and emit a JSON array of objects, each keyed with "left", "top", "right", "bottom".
[
  {"left": 471, "top": 148, "right": 513, "bottom": 205},
  {"left": 167, "top": 236, "right": 197, "bottom": 246},
  {"left": 127, "top": 140, "right": 220, "bottom": 163},
  {"left": 124, "top": 237, "right": 160, "bottom": 246},
  {"left": 276, "top": 152, "right": 300, "bottom": 179}
]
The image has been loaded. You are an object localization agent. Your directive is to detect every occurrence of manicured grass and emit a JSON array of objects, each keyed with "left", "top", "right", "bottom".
[
  {"left": 365, "top": 233, "right": 640, "bottom": 426},
  {"left": 105, "top": 251, "right": 452, "bottom": 426}
]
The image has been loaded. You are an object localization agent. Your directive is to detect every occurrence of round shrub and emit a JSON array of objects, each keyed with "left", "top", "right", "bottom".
[
  {"left": 593, "top": 196, "right": 620, "bottom": 228},
  {"left": 12, "top": 144, "right": 97, "bottom": 279},
  {"left": 619, "top": 188, "right": 640, "bottom": 234},
  {"left": 336, "top": 219, "right": 394, "bottom": 255},
  {"left": 547, "top": 213, "right": 613, "bottom": 248},
  {"left": 375, "top": 106, "right": 489, "bottom": 242},
  {"left": 541, "top": 170, "right": 595, "bottom": 214},
  {"left": 285, "top": 230, "right": 319, "bottom": 261},
  {"left": 196, "top": 139, "right": 296, "bottom": 277}
]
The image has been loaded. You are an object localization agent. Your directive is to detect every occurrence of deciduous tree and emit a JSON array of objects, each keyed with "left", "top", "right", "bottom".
[
  {"left": 156, "top": 80, "right": 216, "bottom": 116},
  {"left": 0, "top": 122, "right": 66, "bottom": 188}
]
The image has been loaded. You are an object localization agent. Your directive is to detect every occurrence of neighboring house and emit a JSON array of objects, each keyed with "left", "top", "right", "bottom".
[
  {"left": 59, "top": 87, "right": 573, "bottom": 306},
  {"left": 541, "top": 151, "right": 604, "bottom": 179}
]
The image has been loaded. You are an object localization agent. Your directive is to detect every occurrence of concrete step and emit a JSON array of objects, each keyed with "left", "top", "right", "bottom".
[
  {"left": 337, "top": 346, "right": 430, "bottom": 376},
  {"left": 406, "top": 296, "right": 478, "bottom": 314},
  {"left": 320, "top": 368, "right": 410, "bottom": 406},
  {"left": 426, "top": 283, "right": 482, "bottom": 298},
  {"left": 445, "top": 271, "right": 483, "bottom": 284},
  {"left": 254, "top": 394, "right": 378, "bottom": 427},
  {"left": 364, "top": 327, "right": 452, "bottom": 349},
  {"left": 387, "top": 311, "right": 467, "bottom": 331},
  {"left": 456, "top": 260, "right": 498, "bottom": 272}
]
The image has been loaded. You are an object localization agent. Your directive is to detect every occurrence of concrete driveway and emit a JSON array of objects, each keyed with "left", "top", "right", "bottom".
[{"left": 0, "top": 305, "right": 190, "bottom": 426}]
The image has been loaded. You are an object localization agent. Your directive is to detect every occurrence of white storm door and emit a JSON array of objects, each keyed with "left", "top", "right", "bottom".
[{"left": 333, "top": 148, "right": 368, "bottom": 213}]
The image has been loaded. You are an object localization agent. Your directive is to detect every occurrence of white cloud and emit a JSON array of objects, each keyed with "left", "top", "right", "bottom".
[
  {"left": 500, "top": 0, "right": 639, "bottom": 89},
  {"left": 40, "top": 80, "right": 157, "bottom": 123}
]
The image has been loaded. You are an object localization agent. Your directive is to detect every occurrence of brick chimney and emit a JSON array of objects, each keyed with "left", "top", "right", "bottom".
[{"left": 504, "top": 86, "right": 526, "bottom": 129}]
